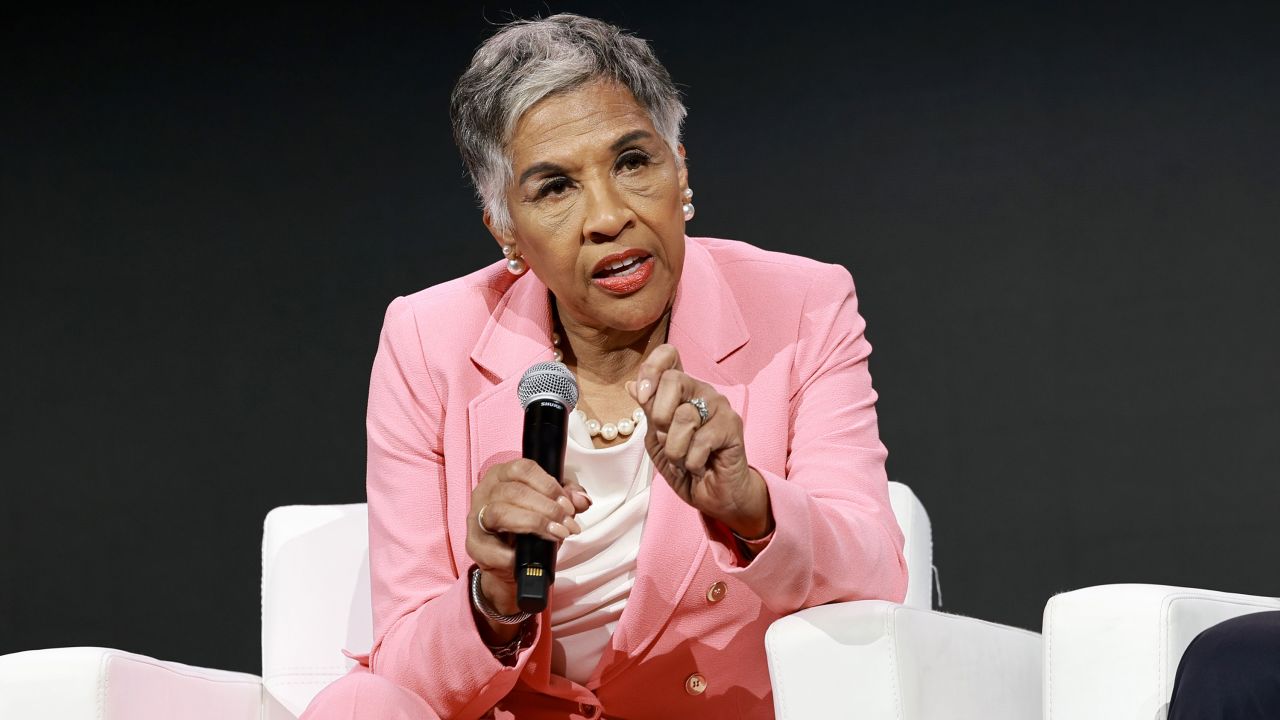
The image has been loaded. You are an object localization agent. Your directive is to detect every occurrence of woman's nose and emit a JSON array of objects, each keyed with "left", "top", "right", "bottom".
[{"left": 580, "top": 180, "right": 633, "bottom": 241}]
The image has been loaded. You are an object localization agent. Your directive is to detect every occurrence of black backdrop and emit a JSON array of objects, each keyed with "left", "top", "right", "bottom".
[{"left": 4, "top": 2, "right": 1278, "bottom": 675}]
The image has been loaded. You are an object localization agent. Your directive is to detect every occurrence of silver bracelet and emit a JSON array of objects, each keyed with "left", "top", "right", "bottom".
[
  {"left": 488, "top": 632, "right": 524, "bottom": 661},
  {"left": 469, "top": 566, "right": 533, "bottom": 625}
]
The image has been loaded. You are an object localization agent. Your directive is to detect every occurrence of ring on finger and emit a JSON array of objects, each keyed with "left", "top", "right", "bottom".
[
  {"left": 686, "top": 397, "right": 710, "bottom": 427},
  {"left": 477, "top": 503, "right": 496, "bottom": 535}
]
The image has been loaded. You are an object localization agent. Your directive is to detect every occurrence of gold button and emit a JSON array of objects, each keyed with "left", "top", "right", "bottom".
[
  {"left": 685, "top": 672, "right": 707, "bottom": 695},
  {"left": 706, "top": 581, "right": 727, "bottom": 603},
  {"left": 578, "top": 702, "right": 599, "bottom": 717}
]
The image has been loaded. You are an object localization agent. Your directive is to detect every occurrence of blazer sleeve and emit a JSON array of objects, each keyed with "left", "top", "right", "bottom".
[
  {"left": 702, "top": 262, "right": 909, "bottom": 615},
  {"left": 364, "top": 296, "right": 540, "bottom": 719}
]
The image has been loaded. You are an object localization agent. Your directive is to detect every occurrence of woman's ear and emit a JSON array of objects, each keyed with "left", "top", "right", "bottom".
[
  {"left": 676, "top": 143, "right": 689, "bottom": 189},
  {"left": 482, "top": 209, "right": 514, "bottom": 254}
]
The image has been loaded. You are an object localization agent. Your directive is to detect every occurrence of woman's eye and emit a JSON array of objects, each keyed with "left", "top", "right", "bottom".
[
  {"left": 536, "top": 177, "right": 571, "bottom": 198},
  {"left": 617, "top": 150, "right": 650, "bottom": 172}
]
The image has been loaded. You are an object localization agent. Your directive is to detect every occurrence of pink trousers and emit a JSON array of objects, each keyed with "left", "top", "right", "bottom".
[{"left": 300, "top": 665, "right": 443, "bottom": 720}]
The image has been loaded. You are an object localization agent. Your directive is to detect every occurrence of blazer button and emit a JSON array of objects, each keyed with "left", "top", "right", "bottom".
[
  {"left": 685, "top": 672, "right": 708, "bottom": 695},
  {"left": 706, "top": 581, "right": 727, "bottom": 604}
]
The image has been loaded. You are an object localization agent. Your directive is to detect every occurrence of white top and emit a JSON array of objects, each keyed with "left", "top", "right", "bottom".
[{"left": 550, "top": 411, "right": 653, "bottom": 685}]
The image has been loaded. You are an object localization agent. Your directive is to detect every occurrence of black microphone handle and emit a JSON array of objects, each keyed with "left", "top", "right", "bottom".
[{"left": 515, "top": 399, "right": 569, "bottom": 613}]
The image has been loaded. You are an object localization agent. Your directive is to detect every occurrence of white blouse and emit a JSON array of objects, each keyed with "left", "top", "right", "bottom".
[{"left": 550, "top": 411, "right": 653, "bottom": 685}]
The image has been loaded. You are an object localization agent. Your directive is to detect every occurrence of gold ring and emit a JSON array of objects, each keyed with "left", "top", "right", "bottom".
[{"left": 477, "top": 504, "right": 496, "bottom": 535}]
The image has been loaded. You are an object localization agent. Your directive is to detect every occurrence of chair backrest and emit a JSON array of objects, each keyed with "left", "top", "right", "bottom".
[
  {"left": 260, "top": 482, "right": 932, "bottom": 717},
  {"left": 261, "top": 503, "right": 370, "bottom": 717},
  {"left": 888, "top": 482, "right": 933, "bottom": 610}
]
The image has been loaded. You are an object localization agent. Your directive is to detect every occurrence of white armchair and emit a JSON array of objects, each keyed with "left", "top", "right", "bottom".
[
  {"left": 0, "top": 647, "right": 265, "bottom": 720},
  {"left": 1043, "top": 583, "right": 1280, "bottom": 720},
  {"left": 0, "top": 482, "right": 1043, "bottom": 719},
  {"left": 766, "top": 483, "right": 1042, "bottom": 720}
]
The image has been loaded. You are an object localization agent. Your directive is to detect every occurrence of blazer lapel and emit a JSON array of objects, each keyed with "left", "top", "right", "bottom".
[
  {"left": 666, "top": 238, "right": 749, "bottom": 383},
  {"left": 469, "top": 268, "right": 557, "bottom": 383},
  {"left": 459, "top": 270, "right": 559, "bottom": 571}
]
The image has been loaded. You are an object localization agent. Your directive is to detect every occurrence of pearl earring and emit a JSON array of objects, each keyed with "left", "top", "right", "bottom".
[
  {"left": 681, "top": 187, "right": 695, "bottom": 221},
  {"left": 503, "top": 245, "right": 526, "bottom": 275}
]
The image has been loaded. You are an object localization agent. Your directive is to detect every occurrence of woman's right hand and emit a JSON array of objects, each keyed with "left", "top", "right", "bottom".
[{"left": 466, "top": 458, "right": 590, "bottom": 619}]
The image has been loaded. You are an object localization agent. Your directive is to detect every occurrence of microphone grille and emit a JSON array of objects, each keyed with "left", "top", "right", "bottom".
[{"left": 517, "top": 361, "right": 579, "bottom": 410}]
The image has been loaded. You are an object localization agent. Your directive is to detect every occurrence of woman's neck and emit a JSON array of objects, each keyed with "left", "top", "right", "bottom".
[{"left": 554, "top": 304, "right": 671, "bottom": 387}]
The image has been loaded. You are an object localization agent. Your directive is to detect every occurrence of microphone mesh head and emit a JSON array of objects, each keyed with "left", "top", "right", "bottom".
[{"left": 517, "top": 361, "right": 579, "bottom": 410}]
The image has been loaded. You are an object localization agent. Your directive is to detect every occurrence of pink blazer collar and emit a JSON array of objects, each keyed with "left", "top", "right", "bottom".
[{"left": 468, "top": 237, "right": 749, "bottom": 383}]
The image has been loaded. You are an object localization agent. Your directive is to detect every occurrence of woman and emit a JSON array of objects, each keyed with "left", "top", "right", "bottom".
[{"left": 303, "top": 13, "right": 906, "bottom": 720}]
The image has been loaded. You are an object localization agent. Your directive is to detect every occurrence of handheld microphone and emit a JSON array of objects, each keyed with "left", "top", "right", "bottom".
[{"left": 514, "top": 361, "right": 579, "bottom": 613}]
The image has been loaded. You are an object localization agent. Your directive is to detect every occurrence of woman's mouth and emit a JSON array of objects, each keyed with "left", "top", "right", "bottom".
[
  {"left": 594, "top": 254, "right": 647, "bottom": 278},
  {"left": 591, "top": 252, "right": 654, "bottom": 294}
]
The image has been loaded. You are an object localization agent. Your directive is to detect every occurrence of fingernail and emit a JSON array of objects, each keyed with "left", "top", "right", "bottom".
[
  {"left": 558, "top": 496, "right": 576, "bottom": 516},
  {"left": 574, "top": 490, "right": 592, "bottom": 507},
  {"left": 638, "top": 378, "right": 653, "bottom": 404},
  {"left": 565, "top": 516, "right": 582, "bottom": 534},
  {"left": 548, "top": 521, "right": 571, "bottom": 540}
]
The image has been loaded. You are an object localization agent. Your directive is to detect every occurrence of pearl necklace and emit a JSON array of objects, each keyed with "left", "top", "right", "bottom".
[
  {"left": 574, "top": 407, "right": 645, "bottom": 441},
  {"left": 553, "top": 331, "right": 644, "bottom": 442}
]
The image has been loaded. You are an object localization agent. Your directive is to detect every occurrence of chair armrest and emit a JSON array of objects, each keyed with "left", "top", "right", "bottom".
[
  {"left": 766, "top": 600, "right": 1041, "bottom": 720},
  {"left": 1043, "top": 583, "right": 1280, "bottom": 720},
  {"left": 0, "top": 647, "right": 263, "bottom": 720}
]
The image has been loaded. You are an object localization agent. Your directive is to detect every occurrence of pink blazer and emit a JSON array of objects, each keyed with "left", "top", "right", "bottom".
[{"left": 360, "top": 236, "right": 907, "bottom": 719}]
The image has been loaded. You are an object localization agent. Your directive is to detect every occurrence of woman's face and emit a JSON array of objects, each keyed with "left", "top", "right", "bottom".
[{"left": 489, "top": 80, "right": 688, "bottom": 335}]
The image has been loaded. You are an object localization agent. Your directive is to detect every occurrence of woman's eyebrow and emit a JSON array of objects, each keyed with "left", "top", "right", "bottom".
[
  {"left": 518, "top": 161, "right": 566, "bottom": 185},
  {"left": 610, "top": 130, "right": 653, "bottom": 151}
]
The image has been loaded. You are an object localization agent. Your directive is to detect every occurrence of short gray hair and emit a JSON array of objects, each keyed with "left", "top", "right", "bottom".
[{"left": 450, "top": 13, "right": 687, "bottom": 234}]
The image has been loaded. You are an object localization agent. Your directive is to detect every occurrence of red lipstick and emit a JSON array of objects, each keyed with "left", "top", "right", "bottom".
[{"left": 591, "top": 248, "right": 654, "bottom": 295}]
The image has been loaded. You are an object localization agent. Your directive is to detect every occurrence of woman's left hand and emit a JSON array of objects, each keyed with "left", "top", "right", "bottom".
[{"left": 627, "top": 344, "right": 773, "bottom": 539}]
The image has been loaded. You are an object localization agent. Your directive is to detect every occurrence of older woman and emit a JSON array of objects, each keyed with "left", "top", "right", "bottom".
[{"left": 302, "top": 13, "right": 906, "bottom": 720}]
